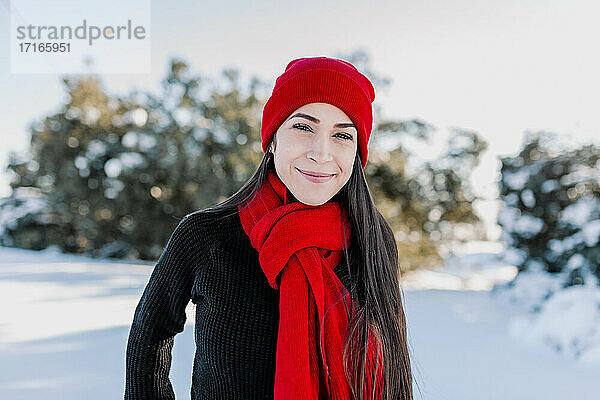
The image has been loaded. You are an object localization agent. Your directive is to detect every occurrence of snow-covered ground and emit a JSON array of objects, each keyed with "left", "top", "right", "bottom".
[{"left": 0, "top": 243, "right": 598, "bottom": 399}]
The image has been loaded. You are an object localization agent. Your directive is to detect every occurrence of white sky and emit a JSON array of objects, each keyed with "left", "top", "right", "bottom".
[{"left": 1, "top": 0, "right": 599, "bottom": 239}]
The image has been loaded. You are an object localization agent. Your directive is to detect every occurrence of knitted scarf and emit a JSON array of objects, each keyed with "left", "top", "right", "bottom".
[{"left": 238, "top": 170, "right": 384, "bottom": 399}]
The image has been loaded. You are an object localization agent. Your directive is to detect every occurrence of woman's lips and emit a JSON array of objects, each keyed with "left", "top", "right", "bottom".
[{"left": 296, "top": 168, "right": 335, "bottom": 183}]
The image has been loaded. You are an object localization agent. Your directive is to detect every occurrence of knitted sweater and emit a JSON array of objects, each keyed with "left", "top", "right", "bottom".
[{"left": 124, "top": 206, "right": 354, "bottom": 400}]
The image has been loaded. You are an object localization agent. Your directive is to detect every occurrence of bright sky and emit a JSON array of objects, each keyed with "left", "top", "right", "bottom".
[{"left": 1, "top": 0, "right": 599, "bottom": 239}]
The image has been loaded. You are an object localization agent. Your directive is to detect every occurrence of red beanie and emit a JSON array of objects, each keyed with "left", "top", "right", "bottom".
[{"left": 261, "top": 56, "right": 376, "bottom": 169}]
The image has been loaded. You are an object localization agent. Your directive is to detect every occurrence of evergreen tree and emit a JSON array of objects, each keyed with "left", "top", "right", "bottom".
[
  {"left": 3, "top": 52, "right": 487, "bottom": 270},
  {"left": 4, "top": 58, "right": 266, "bottom": 259},
  {"left": 338, "top": 49, "right": 488, "bottom": 270},
  {"left": 498, "top": 131, "right": 600, "bottom": 286}
]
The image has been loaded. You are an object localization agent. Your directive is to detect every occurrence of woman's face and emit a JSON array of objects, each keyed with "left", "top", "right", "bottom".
[{"left": 270, "top": 102, "right": 358, "bottom": 206}]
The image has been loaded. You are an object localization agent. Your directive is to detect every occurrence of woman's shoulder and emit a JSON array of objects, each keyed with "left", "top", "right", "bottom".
[{"left": 180, "top": 206, "right": 242, "bottom": 242}]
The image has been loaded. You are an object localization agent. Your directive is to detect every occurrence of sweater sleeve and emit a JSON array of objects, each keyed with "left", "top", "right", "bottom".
[{"left": 124, "top": 214, "right": 200, "bottom": 400}]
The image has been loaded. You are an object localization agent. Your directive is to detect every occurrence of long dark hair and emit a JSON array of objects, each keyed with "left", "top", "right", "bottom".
[{"left": 201, "top": 139, "right": 413, "bottom": 400}]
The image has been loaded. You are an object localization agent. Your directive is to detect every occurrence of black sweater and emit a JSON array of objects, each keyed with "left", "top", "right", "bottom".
[{"left": 124, "top": 207, "right": 353, "bottom": 399}]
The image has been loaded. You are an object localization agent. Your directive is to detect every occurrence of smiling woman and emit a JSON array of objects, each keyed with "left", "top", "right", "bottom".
[
  {"left": 269, "top": 102, "right": 358, "bottom": 206},
  {"left": 125, "top": 56, "right": 414, "bottom": 400}
]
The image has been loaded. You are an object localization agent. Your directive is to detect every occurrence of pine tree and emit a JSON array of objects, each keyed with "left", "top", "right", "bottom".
[
  {"left": 498, "top": 131, "right": 600, "bottom": 286},
  {"left": 4, "top": 53, "right": 487, "bottom": 270}
]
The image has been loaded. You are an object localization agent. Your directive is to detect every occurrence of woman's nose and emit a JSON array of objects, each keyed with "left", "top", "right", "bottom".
[{"left": 308, "top": 132, "right": 333, "bottom": 162}]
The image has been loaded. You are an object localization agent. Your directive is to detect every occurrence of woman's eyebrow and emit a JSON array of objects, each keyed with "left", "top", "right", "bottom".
[{"left": 287, "top": 113, "right": 356, "bottom": 129}]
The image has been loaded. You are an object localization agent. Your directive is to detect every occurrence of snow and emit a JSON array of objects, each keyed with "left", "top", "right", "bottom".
[
  {"left": 104, "top": 152, "right": 147, "bottom": 178},
  {"left": 582, "top": 219, "right": 600, "bottom": 246},
  {"left": 128, "top": 108, "right": 148, "bottom": 127},
  {"left": 498, "top": 206, "right": 544, "bottom": 238},
  {"left": 541, "top": 179, "right": 560, "bottom": 193},
  {"left": 85, "top": 140, "right": 108, "bottom": 160},
  {"left": 173, "top": 107, "right": 192, "bottom": 127},
  {"left": 149, "top": 108, "right": 170, "bottom": 128},
  {"left": 65, "top": 107, "right": 83, "bottom": 121},
  {"left": 560, "top": 164, "right": 598, "bottom": 186},
  {"left": 520, "top": 188, "right": 536, "bottom": 208},
  {"left": 121, "top": 131, "right": 157, "bottom": 152},
  {"left": 559, "top": 196, "right": 600, "bottom": 228},
  {"left": 567, "top": 253, "right": 587, "bottom": 270},
  {"left": 503, "top": 192, "right": 519, "bottom": 206},
  {"left": 120, "top": 131, "right": 138, "bottom": 148},
  {"left": 192, "top": 126, "right": 209, "bottom": 141},
  {"left": 491, "top": 269, "right": 564, "bottom": 313},
  {"left": 0, "top": 188, "right": 47, "bottom": 238},
  {"left": 103, "top": 158, "right": 122, "bottom": 178},
  {"left": 507, "top": 285, "right": 600, "bottom": 362},
  {"left": 513, "top": 214, "right": 544, "bottom": 238},
  {"left": 212, "top": 126, "right": 232, "bottom": 145},
  {"left": 502, "top": 168, "right": 531, "bottom": 190},
  {"left": 119, "top": 152, "right": 146, "bottom": 169},
  {"left": 560, "top": 231, "right": 587, "bottom": 253},
  {"left": 547, "top": 215, "right": 600, "bottom": 254},
  {"left": 83, "top": 107, "right": 101, "bottom": 126},
  {"left": 499, "top": 247, "right": 526, "bottom": 266},
  {"left": 497, "top": 206, "right": 520, "bottom": 229},
  {"left": 0, "top": 244, "right": 598, "bottom": 399},
  {"left": 73, "top": 156, "right": 88, "bottom": 170}
]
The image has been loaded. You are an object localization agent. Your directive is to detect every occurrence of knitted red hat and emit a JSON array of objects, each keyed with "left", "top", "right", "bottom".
[{"left": 261, "top": 56, "right": 376, "bottom": 169}]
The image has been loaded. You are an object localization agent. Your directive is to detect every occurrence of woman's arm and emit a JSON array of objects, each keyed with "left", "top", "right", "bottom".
[{"left": 124, "top": 214, "right": 202, "bottom": 400}]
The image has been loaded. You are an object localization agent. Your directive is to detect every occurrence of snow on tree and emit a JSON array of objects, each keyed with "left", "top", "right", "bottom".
[{"left": 497, "top": 131, "right": 600, "bottom": 286}]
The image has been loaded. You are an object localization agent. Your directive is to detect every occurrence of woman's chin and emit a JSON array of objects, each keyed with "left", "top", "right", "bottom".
[{"left": 293, "top": 193, "right": 332, "bottom": 206}]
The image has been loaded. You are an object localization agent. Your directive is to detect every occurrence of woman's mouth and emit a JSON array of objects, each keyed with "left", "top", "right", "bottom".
[{"left": 296, "top": 168, "right": 336, "bottom": 183}]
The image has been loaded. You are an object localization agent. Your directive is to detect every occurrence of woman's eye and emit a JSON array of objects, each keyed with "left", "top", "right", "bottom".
[
  {"left": 292, "top": 123, "right": 352, "bottom": 141},
  {"left": 293, "top": 123, "right": 311, "bottom": 131},
  {"left": 336, "top": 133, "right": 353, "bottom": 141}
]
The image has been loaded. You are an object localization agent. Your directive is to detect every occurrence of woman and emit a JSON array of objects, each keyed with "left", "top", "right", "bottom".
[{"left": 125, "top": 56, "right": 413, "bottom": 400}]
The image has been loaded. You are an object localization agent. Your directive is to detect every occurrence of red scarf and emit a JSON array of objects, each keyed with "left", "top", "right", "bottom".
[{"left": 238, "top": 170, "right": 384, "bottom": 399}]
